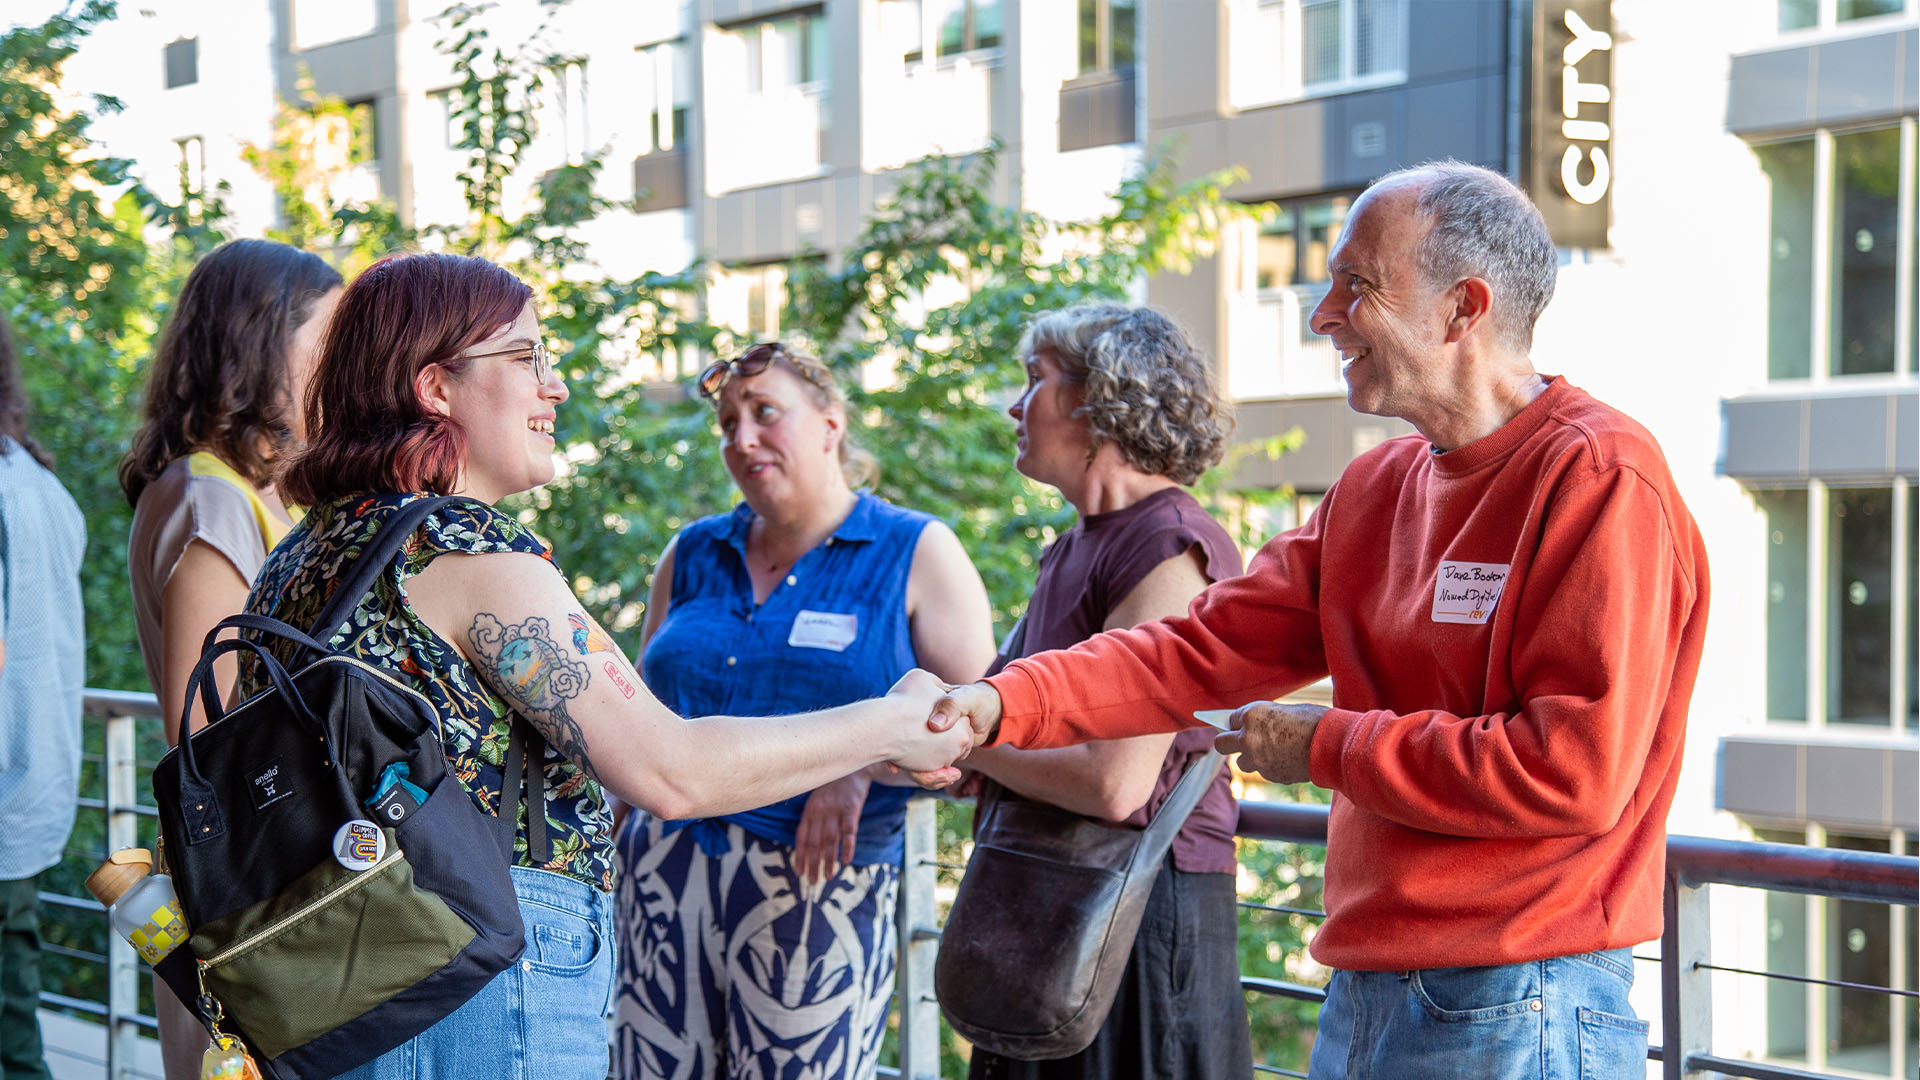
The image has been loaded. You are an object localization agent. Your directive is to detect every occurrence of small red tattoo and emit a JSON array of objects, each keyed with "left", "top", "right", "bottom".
[{"left": 605, "top": 660, "right": 638, "bottom": 699}]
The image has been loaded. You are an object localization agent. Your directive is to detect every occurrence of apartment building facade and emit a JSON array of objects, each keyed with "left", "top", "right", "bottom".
[{"left": 57, "top": 0, "right": 1920, "bottom": 1074}]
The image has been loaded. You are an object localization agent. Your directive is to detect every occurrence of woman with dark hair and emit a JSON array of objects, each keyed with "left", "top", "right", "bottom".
[
  {"left": 121, "top": 237, "right": 344, "bottom": 747},
  {"left": 960, "top": 303, "right": 1253, "bottom": 1080},
  {"left": 118, "top": 237, "right": 341, "bottom": 1080},
  {"left": 614, "top": 342, "right": 996, "bottom": 1080},
  {"left": 240, "top": 252, "right": 971, "bottom": 1079}
]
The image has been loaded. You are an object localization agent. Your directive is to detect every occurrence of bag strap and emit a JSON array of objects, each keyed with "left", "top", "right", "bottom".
[
  {"left": 311, "top": 495, "right": 463, "bottom": 645},
  {"left": 1135, "top": 748, "right": 1223, "bottom": 852},
  {"left": 497, "top": 723, "right": 552, "bottom": 864}
]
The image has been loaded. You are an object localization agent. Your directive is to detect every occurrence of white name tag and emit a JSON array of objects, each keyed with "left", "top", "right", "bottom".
[
  {"left": 1431, "top": 561, "right": 1510, "bottom": 624},
  {"left": 789, "top": 610, "right": 859, "bottom": 652}
]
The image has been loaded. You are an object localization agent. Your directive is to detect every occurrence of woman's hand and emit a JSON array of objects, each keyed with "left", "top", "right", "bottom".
[
  {"left": 884, "top": 668, "right": 971, "bottom": 785},
  {"left": 793, "top": 773, "right": 871, "bottom": 884}
]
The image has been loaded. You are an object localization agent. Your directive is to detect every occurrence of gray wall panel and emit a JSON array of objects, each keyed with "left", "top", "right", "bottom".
[
  {"left": 1148, "top": 0, "right": 1224, "bottom": 123},
  {"left": 1404, "top": 78, "right": 1488, "bottom": 172},
  {"left": 1720, "top": 739, "right": 1804, "bottom": 821},
  {"left": 1229, "top": 397, "right": 1415, "bottom": 490},
  {"left": 1727, "top": 46, "right": 1815, "bottom": 134},
  {"left": 1333, "top": 90, "right": 1405, "bottom": 184},
  {"left": 1804, "top": 746, "right": 1894, "bottom": 827},
  {"left": 1894, "top": 751, "right": 1919, "bottom": 832},
  {"left": 1904, "top": 28, "right": 1918, "bottom": 113},
  {"left": 1897, "top": 392, "right": 1918, "bottom": 474},
  {"left": 707, "top": 0, "right": 818, "bottom": 27},
  {"left": 1813, "top": 31, "right": 1905, "bottom": 127},
  {"left": 1807, "top": 394, "right": 1893, "bottom": 476},
  {"left": 1723, "top": 397, "right": 1808, "bottom": 479},
  {"left": 1405, "top": 1, "right": 1491, "bottom": 83}
]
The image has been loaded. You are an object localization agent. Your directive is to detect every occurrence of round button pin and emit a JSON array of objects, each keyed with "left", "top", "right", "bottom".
[{"left": 333, "top": 819, "right": 386, "bottom": 872}]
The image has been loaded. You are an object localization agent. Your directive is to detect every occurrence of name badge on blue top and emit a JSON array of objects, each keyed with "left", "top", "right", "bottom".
[{"left": 789, "top": 610, "right": 858, "bottom": 652}]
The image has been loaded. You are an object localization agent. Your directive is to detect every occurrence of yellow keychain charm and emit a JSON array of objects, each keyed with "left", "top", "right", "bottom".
[{"left": 199, "top": 1034, "right": 261, "bottom": 1080}]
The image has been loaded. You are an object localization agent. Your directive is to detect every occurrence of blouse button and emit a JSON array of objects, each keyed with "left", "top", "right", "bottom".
[
  {"left": 726, "top": 656, "right": 737, "bottom": 667},
  {"left": 786, "top": 574, "right": 798, "bottom": 586},
  {"left": 824, "top": 537, "right": 834, "bottom": 546}
]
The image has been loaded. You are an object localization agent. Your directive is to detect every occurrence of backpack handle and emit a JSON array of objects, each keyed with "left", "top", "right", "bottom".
[{"left": 172, "top": 634, "right": 325, "bottom": 845}]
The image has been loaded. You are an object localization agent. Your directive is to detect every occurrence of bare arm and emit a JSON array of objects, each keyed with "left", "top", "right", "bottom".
[
  {"left": 611, "top": 535, "right": 678, "bottom": 830},
  {"left": 158, "top": 540, "right": 253, "bottom": 746},
  {"left": 961, "top": 547, "right": 1208, "bottom": 820},
  {"left": 407, "top": 550, "right": 970, "bottom": 820},
  {"left": 904, "top": 521, "right": 997, "bottom": 685}
]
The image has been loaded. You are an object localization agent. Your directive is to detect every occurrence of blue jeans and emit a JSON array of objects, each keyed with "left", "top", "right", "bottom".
[
  {"left": 334, "top": 866, "right": 615, "bottom": 1080},
  {"left": 1307, "top": 949, "right": 1648, "bottom": 1080}
]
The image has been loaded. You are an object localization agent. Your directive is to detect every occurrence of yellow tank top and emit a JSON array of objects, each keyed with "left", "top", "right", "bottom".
[{"left": 185, "top": 452, "right": 302, "bottom": 547}]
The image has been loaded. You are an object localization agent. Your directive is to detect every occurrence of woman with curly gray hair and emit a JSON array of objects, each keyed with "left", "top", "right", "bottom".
[{"left": 960, "top": 303, "right": 1253, "bottom": 1079}]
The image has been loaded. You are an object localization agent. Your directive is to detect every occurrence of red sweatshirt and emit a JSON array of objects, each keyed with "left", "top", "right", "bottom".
[{"left": 986, "top": 378, "right": 1709, "bottom": 971}]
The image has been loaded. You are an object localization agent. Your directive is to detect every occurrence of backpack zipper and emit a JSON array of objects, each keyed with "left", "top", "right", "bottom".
[{"left": 197, "top": 846, "right": 405, "bottom": 971}]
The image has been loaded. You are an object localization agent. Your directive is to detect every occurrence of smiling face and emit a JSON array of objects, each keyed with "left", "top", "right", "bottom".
[
  {"left": 423, "top": 301, "right": 568, "bottom": 504},
  {"left": 283, "top": 286, "right": 341, "bottom": 445},
  {"left": 1308, "top": 180, "right": 1459, "bottom": 428},
  {"left": 713, "top": 362, "right": 843, "bottom": 514},
  {"left": 1007, "top": 346, "right": 1094, "bottom": 492}
]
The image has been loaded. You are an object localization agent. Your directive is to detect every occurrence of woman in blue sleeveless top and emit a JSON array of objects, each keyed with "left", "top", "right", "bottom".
[{"left": 615, "top": 343, "right": 996, "bottom": 1080}]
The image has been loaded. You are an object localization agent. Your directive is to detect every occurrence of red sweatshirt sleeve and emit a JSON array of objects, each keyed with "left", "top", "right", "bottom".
[
  {"left": 988, "top": 503, "right": 1333, "bottom": 749},
  {"left": 1307, "top": 464, "right": 1704, "bottom": 838}
]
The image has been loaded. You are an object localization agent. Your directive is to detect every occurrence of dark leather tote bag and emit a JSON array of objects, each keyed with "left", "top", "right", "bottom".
[{"left": 935, "top": 748, "right": 1224, "bottom": 1060}]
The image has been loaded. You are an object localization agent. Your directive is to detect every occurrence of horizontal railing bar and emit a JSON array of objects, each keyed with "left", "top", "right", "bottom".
[
  {"left": 1252, "top": 1063, "right": 1308, "bottom": 1078},
  {"left": 1694, "top": 961, "right": 1920, "bottom": 998},
  {"left": 41, "top": 941, "right": 106, "bottom": 966},
  {"left": 82, "top": 689, "right": 164, "bottom": 717},
  {"left": 1241, "top": 976, "right": 1328, "bottom": 1004},
  {"left": 40, "top": 891, "right": 105, "bottom": 913},
  {"left": 1234, "top": 801, "right": 1330, "bottom": 845},
  {"left": 1237, "top": 900, "right": 1327, "bottom": 919},
  {"left": 1667, "top": 834, "right": 1916, "bottom": 904},
  {"left": 1685, "top": 1053, "right": 1855, "bottom": 1080}
]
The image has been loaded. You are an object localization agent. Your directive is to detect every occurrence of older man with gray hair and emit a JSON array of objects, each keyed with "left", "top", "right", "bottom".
[{"left": 929, "top": 161, "right": 1710, "bottom": 1078}]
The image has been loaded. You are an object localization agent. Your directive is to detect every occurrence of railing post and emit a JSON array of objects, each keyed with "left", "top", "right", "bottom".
[
  {"left": 1660, "top": 863, "right": 1712, "bottom": 1080},
  {"left": 895, "top": 795, "right": 942, "bottom": 1080},
  {"left": 103, "top": 709, "right": 141, "bottom": 1080}
]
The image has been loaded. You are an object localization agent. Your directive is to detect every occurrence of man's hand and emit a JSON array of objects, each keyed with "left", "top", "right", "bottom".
[
  {"left": 1214, "top": 701, "right": 1325, "bottom": 785},
  {"left": 884, "top": 669, "right": 970, "bottom": 787},
  {"left": 909, "top": 682, "right": 1003, "bottom": 788},
  {"left": 793, "top": 773, "right": 870, "bottom": 884}
]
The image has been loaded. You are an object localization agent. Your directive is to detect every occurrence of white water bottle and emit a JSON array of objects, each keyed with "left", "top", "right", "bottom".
[{"left": 85, "top": 848, "right": 189, "bottom": 965}]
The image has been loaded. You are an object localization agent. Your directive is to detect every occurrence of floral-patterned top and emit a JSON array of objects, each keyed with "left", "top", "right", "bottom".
[{"left": 239, "top": 493, "right": 614, "bottom": 891}]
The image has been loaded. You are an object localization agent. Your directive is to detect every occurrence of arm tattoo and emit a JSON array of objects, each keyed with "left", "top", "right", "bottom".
[
  {"left": 469, "top": 612, "right": 601, "bottom": 783},
  {"left": 569, "top": 611, "right": 640, "bottom": 699}
]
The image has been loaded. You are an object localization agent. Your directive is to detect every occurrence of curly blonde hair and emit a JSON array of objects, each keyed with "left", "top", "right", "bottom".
[{"left": 1018, "top": 303, "right": 1232, "bottom": 485}]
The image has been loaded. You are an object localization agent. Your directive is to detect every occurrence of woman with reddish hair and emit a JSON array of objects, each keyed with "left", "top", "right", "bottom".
[{"left": 239, "top": 252, "right": 972, "bottom": 1079}]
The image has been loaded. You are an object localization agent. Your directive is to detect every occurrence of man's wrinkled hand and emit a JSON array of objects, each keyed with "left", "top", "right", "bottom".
[
  {"left": 927, "top": 681, "right": 1002, "bottom": 744},
  {"left": 1213, "top": 701, "right": 1324, "bottom": 785},
  {"left": 885, "top": 669, "right": 973, "bottom": 785}
]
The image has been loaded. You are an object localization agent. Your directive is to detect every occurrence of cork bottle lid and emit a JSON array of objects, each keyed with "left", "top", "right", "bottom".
[{"left": 84, "top": 848, "right": 154, "bottom": 908}]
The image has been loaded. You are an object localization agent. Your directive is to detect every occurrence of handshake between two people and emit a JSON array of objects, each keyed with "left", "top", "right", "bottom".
[{"left": 882, "top": 669, "right": 1328, "bottom": 788}]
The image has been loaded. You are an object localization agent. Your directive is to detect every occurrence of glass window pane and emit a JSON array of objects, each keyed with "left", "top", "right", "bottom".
[
  {"left": 1355, "top": 0, "right": 1400, "bottom": 77},
  {"left": 1257, "top": 208, "right": 1298, "bottom": 290},
  {"left": 1827, "top": 833, "right": 1895, "bottom": 1070},
  {"left": 1830, "top": 128, "right": 1900, "bottom": 377},
  {"left": 1757, "top": 139, "right": 1814, "bottom": 380},
  {"left": 1761, "top": 489, "right": 1811, "bottom": 722},
  {"left": 975, "top": 0, "right": 1002, "bottom": 49},
  {"left": 1300, "top": 195, "right": 1350, "bottom": 284},
  {"left": 1778, "top": 0, "right": 1818, "bottom": 30},
  {"left": 1110, "top": 0, "right": 1136, "bottom": 70},
  {"left": 1302, "top": 0, "right": 1341, "bottom": 85},
  {"left": 1836, "top": 0, "right": 1905, "bottom": 21},
  {"left": 1907, "top": 490, "right": 1916, "bottom": 733},
  {"left": 805, "top": 16, "right": 830, "bottom": 85},
  {"left": 1757, "top": 827, "right": 1811, "bottom": 1063},
  {"left": 1079, "top": 0, "right": 1099, "bottom": 73},
  {"left": 1829, "top": 487, "right": 1894, "bottom": 726}
]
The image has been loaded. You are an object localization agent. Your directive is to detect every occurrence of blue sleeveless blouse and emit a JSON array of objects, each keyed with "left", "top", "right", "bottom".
[{"left": 641, "top": 492, "right": 932, "bottom": 865}]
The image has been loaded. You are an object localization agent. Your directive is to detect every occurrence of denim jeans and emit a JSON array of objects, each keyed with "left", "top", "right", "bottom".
[
  {"left": 1307, "top": 948, "right": 1648, "bottom": 1080},
  {"left": 334, "top": 866, "right": 615, "bottom": 1080}
]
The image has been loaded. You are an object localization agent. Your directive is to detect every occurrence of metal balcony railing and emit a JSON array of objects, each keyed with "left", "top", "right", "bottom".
[{"left": 44, "top": 691, "right": 1920, "bottom": 1080}]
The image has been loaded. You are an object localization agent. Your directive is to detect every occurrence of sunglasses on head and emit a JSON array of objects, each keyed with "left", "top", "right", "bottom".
[{"left": 698, "top": 342, "right": 830, "bottom": 400}]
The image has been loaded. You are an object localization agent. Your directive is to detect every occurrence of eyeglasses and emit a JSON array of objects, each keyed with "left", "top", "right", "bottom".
[
  {"left": 697, "top": 342, "right": 831, "bottom": 400},
  {"left": 465, "top": 340, "right": 556, "bottom": 384}
]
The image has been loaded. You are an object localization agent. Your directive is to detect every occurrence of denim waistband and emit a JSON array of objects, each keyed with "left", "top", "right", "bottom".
[{"left": 509, "top": 864, "right": 611, "bottom": 916}]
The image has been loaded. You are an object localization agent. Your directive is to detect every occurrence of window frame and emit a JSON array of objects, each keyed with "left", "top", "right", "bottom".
[{"left": 1230, "top": 0, "right": 1410, "bottom": 110}]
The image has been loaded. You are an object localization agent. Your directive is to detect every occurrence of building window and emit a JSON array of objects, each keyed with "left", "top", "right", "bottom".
[
  {"left": 1755, "top": 121, "right": 1916, "bottom": 382},
  {"left": 1077, "top": 0, "right": 1136, "bottom": 75},
  {"left": 1756, "top": 481, "right": 1917, "bottom": 731},
  {"left": 345, "top": 99, "right": 378, "bottom": 165},
  {"left": 1778, "top": 0, "right": 1911, "bottom": 32},
  {"left": 290, "top": 0, "right": 378, "bottom": 50},
  {"left": 707, "top": 13, "right": 832, "bottom": 192},
  {"left": 163, "top": 37, "right": 198, "bottom": 89},
  {"left": 731, "top": 10, "right": 829, "bottom": 94},
  {"left": 886, "top": 0, "right": 1003, "bottom": 63},
  {"left": 1229, "top": 0, "right": 1407, "bottom": 108},
  {"left": 1230, "top": 194, "right": 1355, "bottom": 398},
  {"left": 635, "top": 41, "right": 692, "bottom": 155}
]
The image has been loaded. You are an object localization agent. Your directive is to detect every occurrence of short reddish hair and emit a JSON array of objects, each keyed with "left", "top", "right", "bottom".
[{"left": 279, "top": 253, "right": 532, "bottom": 507}]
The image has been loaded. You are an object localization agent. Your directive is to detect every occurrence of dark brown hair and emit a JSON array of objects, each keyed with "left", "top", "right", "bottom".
[
  {"left": 278, "top": 253, "right": 532, "bottom": 507},
  {"left": 0, "top": 314, "right": 53, "bottom": 470},
  {"left": 118, "top": 238, "right": 343, "bottom": 505}
]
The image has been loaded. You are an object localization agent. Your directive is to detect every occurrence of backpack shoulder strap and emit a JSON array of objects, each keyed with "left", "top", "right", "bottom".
[{"left": 311, "top": 496, "right": 461, "bottom": 643}]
